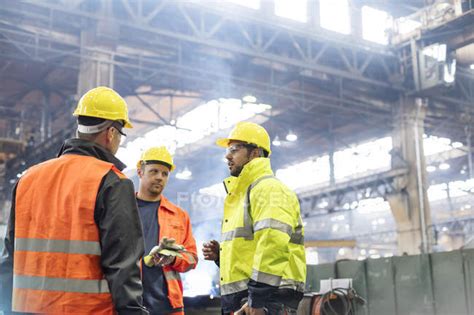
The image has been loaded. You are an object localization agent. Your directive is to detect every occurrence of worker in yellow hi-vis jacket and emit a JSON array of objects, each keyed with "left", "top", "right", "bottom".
[{"left": 203, "top": 121, "right": 306, "bottom": 315}]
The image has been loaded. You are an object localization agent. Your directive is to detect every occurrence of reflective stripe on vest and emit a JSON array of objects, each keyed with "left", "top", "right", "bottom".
[
  {"left": 220, "top": 279, "right": 249, "bottom": 295},
  {"left": 13, "top": 238, "right": 107, "bottom": 294},
  {"left": 182, "top": 252, "right": 197, "bottom": 272},
  {"left": 251, "top": 268, "right": 281, "bottom": 287},
  {"left": 221, "top": 175, "right": 304, "bottom": 245},
  {"left": 15, "top": 238, "right": 101, "bottom": 255},
  {"left": 280, "top": 279, "right": 305, "bottom": 292},
  {"left": 250, "top": 269, "right": 305, "bottom": 292},
  {"left": 13, "top": 275, "right": 109, "bottom": 293},
  {"left": 220, "top": 277, "right": 305, "bottom": 295},
  {"left": 164, "top": 270, "right": 182, "bottom": 281}
]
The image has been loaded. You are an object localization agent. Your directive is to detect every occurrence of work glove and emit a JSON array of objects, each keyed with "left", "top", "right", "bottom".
[{"left": 143, "top": 237, "right": 185, "bottom": 267}]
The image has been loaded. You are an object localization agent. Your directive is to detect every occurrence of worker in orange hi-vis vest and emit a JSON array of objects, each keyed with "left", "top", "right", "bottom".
[
  {"left": 0, "top": 87, "right": 148, "bottom": 315},
  {"left": 136, "top": 147, "right": 198, "bottom": 315}
]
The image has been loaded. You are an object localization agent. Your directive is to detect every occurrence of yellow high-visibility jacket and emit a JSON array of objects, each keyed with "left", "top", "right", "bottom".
[{"left": 219, "top": 158, "right": 306, "bottom": 311}]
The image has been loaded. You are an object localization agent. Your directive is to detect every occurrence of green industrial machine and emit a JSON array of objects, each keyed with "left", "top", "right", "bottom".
[{"left": 305, "top": 249, "right": 474, "bottom": 315}]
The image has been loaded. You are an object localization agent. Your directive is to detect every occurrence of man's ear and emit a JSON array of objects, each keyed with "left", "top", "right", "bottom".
[
  {"left": 104, "top": 127, "right": 114, "bottom": 144},
  {"left": 250, "top": 147, "right": 261, "bottom": 159},
  {"left": 137, "top": 165, "right": 144, "bottom": 178}
]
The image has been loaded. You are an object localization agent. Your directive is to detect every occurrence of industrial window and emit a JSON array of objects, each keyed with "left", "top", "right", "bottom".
[
  {"left": 275, "top": 0, "right": 307, "bottom": 23},
  {"left": 361, "top": 6, "right": 391, "bottom": 45},
  {"left": 227, "top": 0, "right": 260, "bottom": 10},
  {"left": 319, "top": 0, "right": 351, "bottom": 35}
]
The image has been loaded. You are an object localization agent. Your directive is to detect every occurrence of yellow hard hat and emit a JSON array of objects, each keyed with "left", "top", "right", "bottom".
[
  {"left": 216, "top": 121, "right": 271, "bottom": 156},
  {"left": 137, "top": 146, "right": 175, "bottom": 171},
  {"left": 73, "top": 86, "right": 133, "bottom": 128}
]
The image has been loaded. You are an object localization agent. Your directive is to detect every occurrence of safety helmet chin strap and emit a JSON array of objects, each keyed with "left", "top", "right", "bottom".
[{"left": 77, "top": 120, "right": 113, "bottom": 134}]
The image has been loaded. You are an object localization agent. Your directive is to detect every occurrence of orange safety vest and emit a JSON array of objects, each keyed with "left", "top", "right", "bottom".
[
  {"left": 13, "top": 154, "right": 124, "bottom": 314},
  {"left": 158, "top": 196, "right": 198, "bottom": 314}
]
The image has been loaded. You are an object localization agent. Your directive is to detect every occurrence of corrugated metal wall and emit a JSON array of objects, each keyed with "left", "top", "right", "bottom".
[{"left": 306, "top": 249, "right": 474, "bottom": 315}]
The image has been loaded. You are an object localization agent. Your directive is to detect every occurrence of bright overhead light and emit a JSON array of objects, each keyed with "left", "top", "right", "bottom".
[
  {"left": 318, "top": 200, "right": 329, "bottom": 208},
  {"left": 176, "top": 167, "right": 192, "bottom": 180},
  {"left": 116, "top": 98, "right": 273, "bottom": 170},
  {"left": 443, "top": 59, "right": 456, "bottom": 84},
  {"left": 242, "top": 94, "right": 257, "bottom": 103},
  {"left": 452, "top": 141, "right": 463, "bottom": 148},
  {"left": 286, "top": 131, "right": 297, "bottom": 142},
  {"left": 470, "top": 64, "right": 474, "bottom": 70},
  {"left": 426, "top": 165, "right": 437, "bottom": 172},
  {"left": 272, "top": 135, "right": 281, "bottom": 146},
  {"left": 439, "top": 163, "right": 450, "bottom": 170},
  {"left": 135, "top": 85, "right": 152, "bottom": 93}
]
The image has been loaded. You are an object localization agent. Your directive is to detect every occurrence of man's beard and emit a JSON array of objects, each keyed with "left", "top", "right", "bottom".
[
  {"left": 148, "top": 185, "right": 163, "bottom": 196},
  {"left": 231, "top": 165, "right": 244, "bottom": 177}
]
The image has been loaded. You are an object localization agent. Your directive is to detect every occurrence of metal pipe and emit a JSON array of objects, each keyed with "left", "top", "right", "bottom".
[
  {"left": 466, "top": 125, "right": 473, "bottom": 179},
  {"left": 414, "top": 98, "right": 429, "bottom": 253}
]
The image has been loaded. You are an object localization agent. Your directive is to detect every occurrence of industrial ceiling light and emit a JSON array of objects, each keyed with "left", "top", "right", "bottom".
[
  {"left": 286, "top": 131, "right": 297, "bottom": 142},
  {"left": 443, "top": 58, "right": 456, "bottom": 84},
  {"left": 272, "top": 135, "right": 281, "bottom": 146},
  {"left": 439, "top": 162, "right": 450, "bottom": 170},
  {"left": 176, "top": 167, "right": 192, "bottom": 180},
  {"left": 452, "top": 141, "right": 463, "bottom": 148},
  {"left": 242, "top": 94, "right": 257, "bottom": 103},
  {"left": 470, "top": 64, "right": 474, "bottom": 70},
  {"left": 426, "top": 165, "right": 437, "bottom": 172}
]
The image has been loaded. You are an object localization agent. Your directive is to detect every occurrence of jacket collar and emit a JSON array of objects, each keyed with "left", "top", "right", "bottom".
[
  {"left": 223, "top": 158, "right": 274, "bottom": 194},
  {"left": 58, "top": 138, "right": 127, "bottom": 171},
  {"left": 136, "top": 194, "right": 178, "bottom": 213},
  {"left": 159, "top": 195, "right": 178, "bottom": 213}
]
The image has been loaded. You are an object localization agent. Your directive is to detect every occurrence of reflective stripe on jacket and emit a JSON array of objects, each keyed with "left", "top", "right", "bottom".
[
  {"left": 219, "top": 158, "right": 306, "bottom": 308},
  {"left": 13, "top": 154, "right": 120, "bottom": 314},
  {"left": 159, "top": 196, "right": 198, "bottom": 312}
]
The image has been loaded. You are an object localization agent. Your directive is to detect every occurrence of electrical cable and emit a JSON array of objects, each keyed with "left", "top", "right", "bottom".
[{"left": 312, "top": 287, "right": 366, "bottom": 315}]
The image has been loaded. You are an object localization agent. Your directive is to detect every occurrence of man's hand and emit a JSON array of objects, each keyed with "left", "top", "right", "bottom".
[
  {"left": 202, "top": 240, "right": 220, "bottom": 261},
  {"left": 234, "top": 302, "right": 265, "bottom": 315},
  {"left": 152, "top": 254, "right": 175, "bottom": 266}
]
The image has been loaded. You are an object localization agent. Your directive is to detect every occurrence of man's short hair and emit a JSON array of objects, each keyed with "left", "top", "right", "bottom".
[
  {"left": 139, "top": 160, "right": 172, "bottom": 172},
  {"left": 243, "top": 143, "right": 268, "bottom": 158},
  {"left": 77, "top": 116, "right": 106, "bottom": 126}
]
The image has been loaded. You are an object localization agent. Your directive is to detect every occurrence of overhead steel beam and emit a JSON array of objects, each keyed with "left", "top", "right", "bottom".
[
  {"left": 1, "top": 0, "right": 401, "bottom": 89},
  {"left": 298, "top": 168, "right": 410, "bottom": 217},
  {"left": 0, "top": 27, "right": 395, "bottom": 121}
]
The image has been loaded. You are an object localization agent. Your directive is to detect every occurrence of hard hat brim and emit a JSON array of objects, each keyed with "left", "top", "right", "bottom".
[
  {"left": 73, "top": 111, "right": 133, "bottom": 129},
  {"left": 137, "top": 160, "right": 175, "bottom": 171},
  {"left": 216, "top": 138, "right": 230, "bottom": 148}
]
